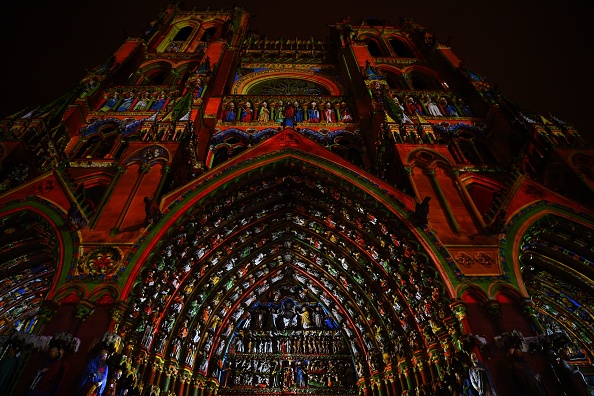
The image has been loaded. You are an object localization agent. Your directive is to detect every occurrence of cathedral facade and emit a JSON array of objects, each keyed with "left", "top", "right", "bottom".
[{"left": 0, "top": 5, "right": 593, "bottom": 395}]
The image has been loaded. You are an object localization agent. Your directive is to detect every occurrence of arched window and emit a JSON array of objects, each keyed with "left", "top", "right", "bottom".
[
  {"left": 384, "top": 71, "right": 407, "bottom": 89},
  {"left": 458, "top": 139, "right": 481, "bottom": 164},
  {"left": 366, "top": 38, "right": 386, "bottom": 57},
  {"left": 474, "top": 141, "right": 497, "bottom": 164},
  {"left": 173, "top": 26, "right": 193, "bottom": 42},
  {"left": 246, "top": 78, "right": 330, "bottom": 96},
  {"left": 148, "top": 70, "right": 168, "bottom": 85},
  {"left": 572, "top": 154, "right": 594, "bottom": 180},
  {"left": 200, "top": 26, "right": 218, "bottom": 42},
  {"left": 410, "top": 71, "right": 443, "bottom": 91},
  {"left": 389, "top": 38, "right": 414, "bottom": 57},
  {"left": 74, "top": 125, "right": 120, "bottom": 159}
]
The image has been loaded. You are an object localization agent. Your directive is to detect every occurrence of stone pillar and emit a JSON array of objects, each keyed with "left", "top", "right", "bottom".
[
  {"left": 190, "top": 379, "right": 200, "bottom": 396},
  {"left": 145, "top": 359, "right": 157, "bottom": 387},
  {"left": 112, "top": 163, "right": 151, "bottom": 234},
  {"left": 417, "top": 360, "right": 428, "bottom": 385},
  {"left": 434, "top": 358, "right": 442, "bottom": 379},
  {"left": 358, "top": 380, "right": 371, "bottom": 396},
  {"left": 153, "top": 366, "right": 163, "bottom": 389},
  {"left": 426, "top": 167, "right": 460, "bottom": 233},
  {"left": 162, "top": 366, "right": 177, "bottom": 393},
  {"left": 133, "top": 353, "right": 146, "bottom": 387},
  {"left": 397, "top": 371, "right": 406, "bottom": 393},
  {"left": 389, "top": 377, "right": 400, "bottom": 396},
  {"left": 372, "top": 381, "right": 381, "bottom": 396},
  {"left": 413, "top": 366, "right": 421, "bottom": 388},
  {"left": 153, "top": 165, "right": 171, "bottom": 200},
  {"left": 183, "top": 376, "right": 192, "bottom": 396},
  {"left": 89, "top": 165, "right": 125, "bottom": 229},
  {"left": 380, "top": 378, "right": 390, "bottom": 396},
  {"left": 428, "top": 359, "right": 437, "bottom": 381},
  {"left": 204, "top": 382, "right": 213, "bottom": 396},
  {"left": 402, "top": 365, "right": 413, "bottom": 391},
  {"left": 404, "top": 167, "right": 422, "bottom": 202},
  {"left": 450, "top": 168, "right": 487, "bottom": 229},
  {"left": 449, "top": 140, "right": 465, "bottom": 163},
  {"left": 177, "top": 372, "right": 188, "bottom": 396}
]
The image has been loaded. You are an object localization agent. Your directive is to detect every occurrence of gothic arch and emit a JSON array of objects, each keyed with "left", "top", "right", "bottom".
[
  {"left": 401, "top": 66, "right": 445, "bottom": 91},
  {"left": 74, "top": 122, "right": 122, "bottom": 159},
  {"left": 569, "top": 152, "right": 594, "bottom": 180},
  {"left": 232, "top": 70, "right": 344, "bottom": 96},
  {"left": 504, "top": 205, "right": 594, "bottom": 359},
  {"left": 157, "top": 19, "right": 201, "bottom": 53},
  {"left": 0, "top": 202, "right": 75, "bottom": 335},
  {"left": 460, "top": 175, "right": 507, "bottom": 218},
  {"left": 405, "top": 148, "right": 453, "bottom": 169},
  {"left": 359, "top": 34, "right": 388, "bottom": 57},
  {"left": 123, "top": 145, "right": 171, "bottom": 167},
  {"left": 377, "top": 66, "right": 408, "bottom": 89},
  {"left": 139, "top": 61, "right": 175, "bottom": 86},
  {"left": 386, "top": 36, "right": 415, "bottom": 58},
  {"left": 209, "top": 129, "right": 251, "bottom": 168},
  {"left": 88, "top": 284, "right": 121, "bottom": 304},
  {"left": 186, "top": 19, "right": 229, "bottom": 50},
  {"left": 457, "top": 284, "right": 487, "bottom": 303},
  {"left": 116, "top": 147, "right": 462, "bottom": 394},
  {"left": 490, "top": 284, "right": 524, "bottom": 302},
  {"left": 52, "top": 284, "right": 88, "bottom": 304}
]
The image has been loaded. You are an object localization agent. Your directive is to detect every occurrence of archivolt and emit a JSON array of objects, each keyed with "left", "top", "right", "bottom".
[
  {"left": 119, "top": 159, "right": 461, "bottom": 390},
  {"left": 232, "top": 70, "right": 344, "bottom": 96}
]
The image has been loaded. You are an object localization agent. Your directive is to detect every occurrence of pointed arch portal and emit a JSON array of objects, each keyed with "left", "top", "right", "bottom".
[{"left": 119, "top": 141, "right": 461, "bottom": 395}]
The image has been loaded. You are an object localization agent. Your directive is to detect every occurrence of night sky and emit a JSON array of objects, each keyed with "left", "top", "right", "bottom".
[{"left": 1, "top": 0, "right": 591, "bottom": 140}]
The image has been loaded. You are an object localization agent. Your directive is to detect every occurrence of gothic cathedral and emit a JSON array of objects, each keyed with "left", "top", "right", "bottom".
[{"left": 0, "top": 5, "right": 593, "bottom": 396}]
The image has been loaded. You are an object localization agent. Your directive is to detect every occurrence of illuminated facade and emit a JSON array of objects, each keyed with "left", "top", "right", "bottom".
[{"left": 1, "top": 5, "right": 593, "bottom": 395}]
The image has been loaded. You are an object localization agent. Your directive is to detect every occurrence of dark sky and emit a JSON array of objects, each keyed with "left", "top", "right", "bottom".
[{"left": 1, "top": 0, "right": 591, "bottom": 140}]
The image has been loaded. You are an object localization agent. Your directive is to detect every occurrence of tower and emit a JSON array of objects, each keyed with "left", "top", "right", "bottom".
[{"left": 0, "top": 4, "right": 593, "bottom": 395}]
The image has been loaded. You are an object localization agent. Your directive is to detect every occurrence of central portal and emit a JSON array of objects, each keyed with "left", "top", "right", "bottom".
[{"left": 219, "top": 282, "right": 357, "bottom": 394}]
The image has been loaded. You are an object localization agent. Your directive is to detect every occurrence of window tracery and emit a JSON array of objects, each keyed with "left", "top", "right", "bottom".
[{"left": 246, "top": 79, "right": 330, "bottom": 96}]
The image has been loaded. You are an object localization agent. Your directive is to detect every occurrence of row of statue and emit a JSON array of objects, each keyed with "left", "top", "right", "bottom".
[
  {"left": 233, "top": 330, "right": 345, "bottom": 355},
  {"left": 240, "top": 300, "right": 340, "bottom": 331},
  {"left": 220, "top": 357, "right": 357, "bottom": 389},
  {"left": 98, "top": 90, "right": 172, "bottom": 112},
  {"left": 221, "top": 100, "right": 354, "bottom": 124},
  {"left": 385, "top": 92, "right": 474, "bottom": 123},
  {"left": 10, "top": 337, "right": 590, "bottom": 395}
]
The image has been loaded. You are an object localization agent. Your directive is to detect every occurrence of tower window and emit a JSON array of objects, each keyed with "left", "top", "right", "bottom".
[
  {"left": 385, "top": 71, "right": 407, "bottom": 89},
  {"left": 366, "top": 38, "right": 385, "bottom": 57},
  {"left": 410, "top": 72, "right": 443, "bottom": 91},
  {"left": 172, "top": 26, "right": 193, "bottom": 42},
  {"left": 200, "top": 27, "right": 218, "bottom": 42},
  {"left": 389, "top": 38, "right": 414, "bottom": 57},
  {"left": 149, "top": 71, "right": 168, "bottom": 85}
]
